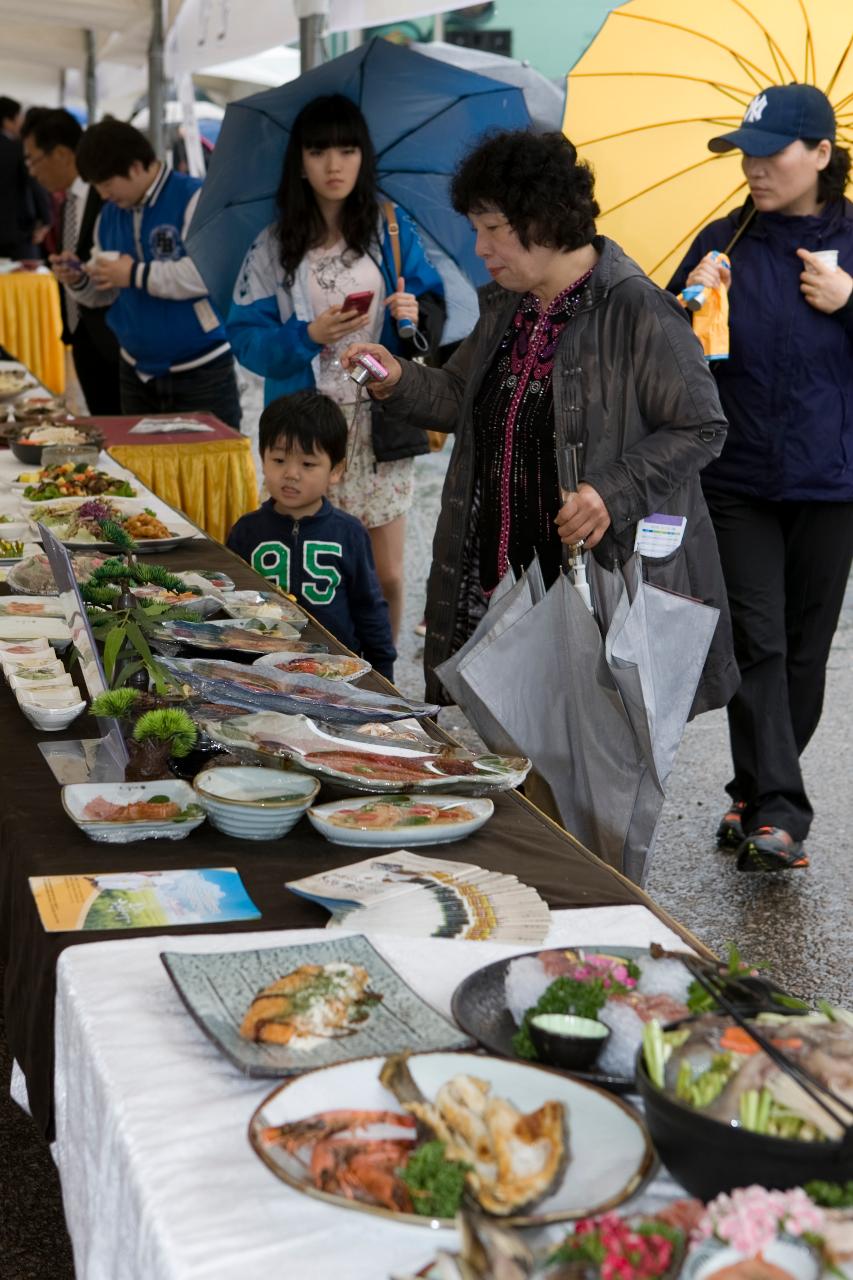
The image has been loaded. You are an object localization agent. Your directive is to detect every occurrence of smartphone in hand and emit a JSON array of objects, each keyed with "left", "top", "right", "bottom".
[{"left": 341, "top": 290, "right": 374, "bottom": 316}]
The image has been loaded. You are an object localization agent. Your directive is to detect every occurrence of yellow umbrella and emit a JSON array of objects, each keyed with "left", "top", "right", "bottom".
[{"left": 563, "top": 0, "right": 853, "bottom": 284}]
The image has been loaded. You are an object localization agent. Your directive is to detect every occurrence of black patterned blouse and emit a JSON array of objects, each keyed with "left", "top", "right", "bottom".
[{"left": 473, "top": 270, "right": 593, "bottom": 595}]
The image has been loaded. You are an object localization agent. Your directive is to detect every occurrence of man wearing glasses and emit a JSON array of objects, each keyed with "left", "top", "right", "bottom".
[{"left": 22, "top": 109, "right": 120, "bottom": 413}]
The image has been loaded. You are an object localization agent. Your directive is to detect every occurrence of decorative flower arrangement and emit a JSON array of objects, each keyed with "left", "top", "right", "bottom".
[
  {"left": 547, "top": 1211, "right": 683, "bottom": 1280},
  {"left": 695, "top": 1186, "right": 826, "bottom": 1257}
]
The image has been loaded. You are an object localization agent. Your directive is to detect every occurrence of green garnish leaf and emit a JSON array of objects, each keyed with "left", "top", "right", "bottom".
[{"left": 398, "top": 1141, "right": 470, "bottom": 1218}]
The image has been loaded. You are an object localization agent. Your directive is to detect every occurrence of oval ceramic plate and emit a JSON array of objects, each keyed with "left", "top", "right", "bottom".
[
  {"left": 249, "top": 1051, "right": 653, "bottom": 1228},
  {"left": 308, "top": 794, "right": 494, "bottom": 847},
  {"left": 0, "top": 595, "right": 66, "bottom": 618},
  {"left": 254, "top": 651, "right": 371, "bottom": 683},
  {"left": 220, "top": 590, "right": 307, "bottom": 628}
]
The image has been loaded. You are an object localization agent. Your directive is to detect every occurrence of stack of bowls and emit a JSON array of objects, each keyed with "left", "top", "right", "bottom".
[{"left": 193, "top": 765, "right": 319, "bottom": 840}]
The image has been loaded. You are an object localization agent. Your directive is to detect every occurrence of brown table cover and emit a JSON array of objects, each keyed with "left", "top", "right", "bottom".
[{"left": 0, "top": 536, "right": 709, "bottom": 1139}]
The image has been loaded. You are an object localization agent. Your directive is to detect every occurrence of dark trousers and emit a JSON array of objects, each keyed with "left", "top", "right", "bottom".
[
  {"left": 119, "top": 351, "right": 242, "bottom": 430},
  {"left": 706, "top": 490, "right": 853, "bottom": 841},
  {"left": 70, "top": 324, "right": 121, "bottom": 415}
]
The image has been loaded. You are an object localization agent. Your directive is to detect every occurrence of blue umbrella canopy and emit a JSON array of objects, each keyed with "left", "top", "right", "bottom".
[{"left": 187, "top": 37, "right": 531, "bottom": 317}]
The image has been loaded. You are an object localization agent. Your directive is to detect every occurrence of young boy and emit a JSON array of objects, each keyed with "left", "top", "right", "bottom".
[{"left": 227, "top": 391, "right": 396, "bottom": 679}]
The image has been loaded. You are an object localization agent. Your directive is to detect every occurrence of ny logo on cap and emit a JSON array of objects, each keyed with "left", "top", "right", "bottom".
[{"left": 743, "top": 93, "right": 768, "bottom": 124}]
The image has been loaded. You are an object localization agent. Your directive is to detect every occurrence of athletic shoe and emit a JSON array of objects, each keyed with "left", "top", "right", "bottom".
[
  {"left": 716, "top": 799, "right": 747, "bottom": 850},
  {"left": 736, "top": 826, "right": 809, "bottom": 872}
]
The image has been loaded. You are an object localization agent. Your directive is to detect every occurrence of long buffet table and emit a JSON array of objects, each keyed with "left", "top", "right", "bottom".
[{"left": 0, "top": 444, "right": 714, "bottom": 1276}]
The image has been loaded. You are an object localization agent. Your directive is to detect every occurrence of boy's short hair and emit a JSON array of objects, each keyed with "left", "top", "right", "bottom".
[
  {"left": 259, "top": 390, "right": 347, "bottom": 468},
  {"left": 0, "top": 97, "right": 21, "bottom": 125},
  {"left": 76, "top": 118, "right": 155, "bottom": 183}
]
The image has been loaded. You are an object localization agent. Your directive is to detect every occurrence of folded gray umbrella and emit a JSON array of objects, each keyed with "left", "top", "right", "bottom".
[
  {"left": 455, "top": 573, "right": 646, "bottom": 872},
  {"left": 443, "top": 554, "right": 719, "bottom": 884}
]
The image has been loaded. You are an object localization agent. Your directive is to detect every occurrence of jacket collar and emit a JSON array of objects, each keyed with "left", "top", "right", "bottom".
[{"left": 262, "top": 495, "right": 333, "bottom": 525}]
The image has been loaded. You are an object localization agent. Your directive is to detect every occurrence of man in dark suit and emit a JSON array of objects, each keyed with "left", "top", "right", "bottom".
[
  {"left": 22, "top": 109, "right": 120, "bottom": 413},
  {"left": 0, "top": 96, "right": 33, "bottom": 259}
]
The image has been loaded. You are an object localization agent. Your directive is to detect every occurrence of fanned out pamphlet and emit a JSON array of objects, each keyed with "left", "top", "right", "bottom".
[
  {"left": 287, "top": 850, "right": 550, "bottom": 944},
  {"left": 29, "top": 868, "right": 260, "bottom": 933}
]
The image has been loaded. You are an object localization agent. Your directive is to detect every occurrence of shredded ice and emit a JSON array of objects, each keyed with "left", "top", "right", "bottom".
[{"left": 505, "top": 956, "right": 551, "bottom": 1026}]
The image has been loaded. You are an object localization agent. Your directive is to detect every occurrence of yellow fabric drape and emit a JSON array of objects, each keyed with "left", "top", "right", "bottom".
[
  {"left": 0, "top": 272, "right": 65, "bottom": 394},
  {"left": 108, "top": 438, "right": 258, "bottom": 543}
]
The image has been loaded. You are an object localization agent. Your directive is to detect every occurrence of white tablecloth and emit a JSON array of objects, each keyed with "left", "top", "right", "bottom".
[{"left": 53, "top": 904, "right": 692, "bottom": 1280}]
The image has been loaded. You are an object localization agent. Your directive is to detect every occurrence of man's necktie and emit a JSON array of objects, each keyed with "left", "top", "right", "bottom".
[{"left": 62, "top": 193, "right": 79, "bottom": 334}]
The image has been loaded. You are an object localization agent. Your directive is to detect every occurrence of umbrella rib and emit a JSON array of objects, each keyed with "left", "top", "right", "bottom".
[
  {"left": 648, "top": 178, "right": 749, "bottom": 279},
  {"left": 374, "top": 89, "right": 521, "bottom": 166},
  {"left": 599, "top": 153, "right": 738, "bottom": 218},
  {"left": 796, "top": 0, "right": 815, "bottom": 83},
  {"left": 606, "top": 11, "right": 775, "bottom": 90},
  {"left": 576, "top": 115, "right": 745, "bottom": 148},
  {"left": 726, "top": 0, "right": 799, "bottom": 83},
  {"left": 569, "top": 70, "right": 756, "bottom": 110},
  {"left": 825, "top": 32, "right": 853, "bottom": 100}
]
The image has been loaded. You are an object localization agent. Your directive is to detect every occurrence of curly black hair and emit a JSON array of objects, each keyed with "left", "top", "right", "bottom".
[
  {"left": 451, "top": 130, "right": 599, "bottom": 250},
  {"left": 803, "top": 140, "right": 852, "bottom": 204},
  {"left": 275, "top": 95, "right": 379, "bottom": 286}
]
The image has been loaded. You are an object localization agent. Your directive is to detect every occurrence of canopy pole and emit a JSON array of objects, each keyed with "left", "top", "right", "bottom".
[
  {"left": 294, "top": 0, "right": 329, "bottom": 71},
  {"left": 148, "top": 0, "right": 167, "bottom": 158},
  {"left": 84, "top": 29, "right": 97, "bottom": 124}
]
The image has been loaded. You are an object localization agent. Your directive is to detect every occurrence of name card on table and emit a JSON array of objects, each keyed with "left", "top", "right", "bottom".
[{"left": 36, "top": 523, "right": 129, "bottom": 784}]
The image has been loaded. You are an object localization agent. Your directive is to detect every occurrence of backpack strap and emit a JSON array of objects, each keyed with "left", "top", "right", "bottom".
[{"left": 382, "top": 200, "right": 402, "bottom": 281}]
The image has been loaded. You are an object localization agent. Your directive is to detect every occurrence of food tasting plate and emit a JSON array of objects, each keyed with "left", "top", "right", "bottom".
[
  {"left": 160, "top": 934, "right": 472, "bottom": 1078},
  {"left": 220, "top": 589, "right": 307, "bottom": 627},
  {"left": 307, "top": 794, "right": 494, "bottom": 847},
  {"left": 61, "top": 780, "right": 206, "bottom": 843},
  {"left": 200, "top": 712, "right": 532, "bottom": 792},
  {"left": 253, "top": 651, "right": 370, "bottom": 682},
  {"left": 0, "top": 595, "right": 67, "bottom": 618},
  {"left": 248, "top": 1050, "right": 653, "bottom": 1227}
]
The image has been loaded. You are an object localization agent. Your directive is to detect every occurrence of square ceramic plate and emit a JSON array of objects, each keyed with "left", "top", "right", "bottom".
[{"left": 160, "top": 933, "right": 473, "bottom": 1077}]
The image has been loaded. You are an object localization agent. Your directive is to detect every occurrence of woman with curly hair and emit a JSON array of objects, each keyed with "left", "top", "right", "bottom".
[
  {"left": 344, "top": 128, "right": 738, "bottom": 751},
  {"left": 227, "top": 95, "right": 445, "bottom": 637}
]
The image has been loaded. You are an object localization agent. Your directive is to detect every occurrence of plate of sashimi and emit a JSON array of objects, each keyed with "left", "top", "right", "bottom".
[{"left": 451, "top": 945, "right": 709, "bottom": 1092}]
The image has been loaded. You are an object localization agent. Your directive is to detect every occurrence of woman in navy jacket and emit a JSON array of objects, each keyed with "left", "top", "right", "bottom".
[
  {"left": 227, "top": 95, "right": 444, "bottom": 638},
  {"left": 670, "top": 84, "right": 853, "bottom": 873}
]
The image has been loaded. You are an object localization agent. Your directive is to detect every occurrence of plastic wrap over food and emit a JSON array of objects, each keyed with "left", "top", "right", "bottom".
[{"left": 159, "top": 656, "right": 440, "bottom": 724}]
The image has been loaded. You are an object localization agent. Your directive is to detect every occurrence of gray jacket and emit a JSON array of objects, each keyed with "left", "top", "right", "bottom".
[{"left": 378, "top": 237, "right": 739, "bottom": 712}]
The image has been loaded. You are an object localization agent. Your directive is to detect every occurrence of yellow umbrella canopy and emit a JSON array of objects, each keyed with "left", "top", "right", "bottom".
[{"left": 563, "top": 0, "right": 853, "bottom": 285}]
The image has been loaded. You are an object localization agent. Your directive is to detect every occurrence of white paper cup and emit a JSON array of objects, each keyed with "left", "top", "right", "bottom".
[{"left": 807, "top": 249, "right": 838, "bottom": 272}]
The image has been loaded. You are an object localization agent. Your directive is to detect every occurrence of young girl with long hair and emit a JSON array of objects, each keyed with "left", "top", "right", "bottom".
[{"left": 227, "top": 95, "right": 445, "bottom": 638}]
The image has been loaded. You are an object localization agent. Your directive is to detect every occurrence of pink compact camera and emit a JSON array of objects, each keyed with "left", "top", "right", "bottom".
[{"left": 349, "top": 352, "right": 388, "bottom": 387}]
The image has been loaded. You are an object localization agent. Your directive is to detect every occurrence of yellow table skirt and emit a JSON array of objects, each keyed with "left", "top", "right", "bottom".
[
  {"left": 0, "top": 271, "right": 65, "bottom": 394},
  {"left": 108, "top": 438, "right": 259, "bottom": 543}
]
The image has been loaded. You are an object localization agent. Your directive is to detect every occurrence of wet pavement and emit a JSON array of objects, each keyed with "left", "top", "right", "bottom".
[{"left": 397, "top": 450, "right": 853, "bottom": 1007}]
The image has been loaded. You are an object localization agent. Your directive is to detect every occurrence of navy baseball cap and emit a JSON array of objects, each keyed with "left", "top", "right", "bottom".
[{"left": 708, "top": 84, "right": 836, "bottom": 156}]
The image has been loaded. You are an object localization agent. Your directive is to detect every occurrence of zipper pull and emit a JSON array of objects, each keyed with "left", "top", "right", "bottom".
[{"left": 292, "top": 520, "right": 300, "bottom": 540}]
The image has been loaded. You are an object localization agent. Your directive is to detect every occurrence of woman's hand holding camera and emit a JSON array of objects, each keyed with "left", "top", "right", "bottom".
[{"left": 340, "top": 343, "right": 402, "bottom": 399}]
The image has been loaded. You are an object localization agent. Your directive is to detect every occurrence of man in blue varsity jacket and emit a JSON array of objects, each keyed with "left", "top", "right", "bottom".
[
  {"left": 227, "top": 391, "right": 396, "bottom": 679},
  {"left": 52, "top": 119, "right": 240, "bottom": 428}
]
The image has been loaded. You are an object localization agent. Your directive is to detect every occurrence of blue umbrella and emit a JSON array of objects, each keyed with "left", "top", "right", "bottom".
[{"left": 187, "top": 37, "right": 531, "bottom": 317}]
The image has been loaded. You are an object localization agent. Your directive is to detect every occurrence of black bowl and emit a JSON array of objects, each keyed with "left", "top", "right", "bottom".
[
  {"left": 636, "top": 1027, "right": 853, "bottom": 1199},
  {"left": 10, "top": 437, "right": 46, "bottom": 465},
  {"left": 529, "top": 1014, "right": 610, "bottom": 1071}
]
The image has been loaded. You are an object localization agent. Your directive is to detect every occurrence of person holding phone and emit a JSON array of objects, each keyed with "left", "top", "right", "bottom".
[{"left": 227, "top": 95, "right": 445, "bottom": 638}]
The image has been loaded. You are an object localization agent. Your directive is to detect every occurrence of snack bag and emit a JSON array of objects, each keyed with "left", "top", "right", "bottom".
[{"left": 678, "top": 251, "right": 731, "bottom": 361}]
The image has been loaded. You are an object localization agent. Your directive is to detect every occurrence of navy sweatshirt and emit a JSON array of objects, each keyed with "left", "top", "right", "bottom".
[{"left": 226, "top": 498, "right": 396, "bottom": 678}]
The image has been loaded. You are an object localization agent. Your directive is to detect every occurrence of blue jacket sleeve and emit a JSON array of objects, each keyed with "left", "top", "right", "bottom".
[
  {"left": 345, "top": 526, "right": 397, "bottom": 679},
  {"left": 226, "top": 295, "right": 323, "bottom": 381}
]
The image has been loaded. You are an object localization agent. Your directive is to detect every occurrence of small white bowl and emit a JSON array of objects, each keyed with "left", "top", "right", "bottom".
[
  {"left": 62, "top": 780, "right": 205, "bottom": 843},
  {"left": 19, "top": 698, "right": 86, "bottom": 732},
  {"left": 9, "top": 669, "right": 72, "bottom": 692},
  {"left": 16, "top": 685, "right": 83, "bottom": 708},
  {"left": 193, "top": 765, "right": 319, "bottom": 840}
]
